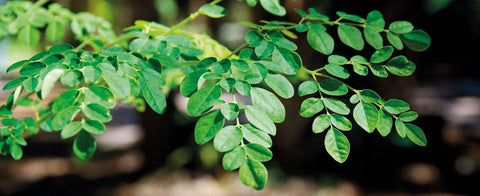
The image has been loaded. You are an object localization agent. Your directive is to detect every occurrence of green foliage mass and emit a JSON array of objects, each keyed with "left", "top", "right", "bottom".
[{"left": 0, "top": 0, "right": 430, "bottom": 190}]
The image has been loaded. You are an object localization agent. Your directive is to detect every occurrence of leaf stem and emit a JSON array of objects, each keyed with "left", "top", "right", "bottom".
[
  {"left": 164, "top": 0, "right": 223, "bottom": 36},
  {"left": 224, "top": 42, "right": 248, "bottom": 59}
]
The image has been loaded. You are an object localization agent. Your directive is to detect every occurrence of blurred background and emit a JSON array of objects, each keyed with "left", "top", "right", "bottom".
[{"left": 1, "top": 0, "right": 479, "bottom": 195}]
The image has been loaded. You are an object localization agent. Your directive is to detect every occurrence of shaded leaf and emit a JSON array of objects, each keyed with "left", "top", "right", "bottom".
[
  {"left": 73, "top": 130, "right": 96, "bottom": 160},
  {"left": 245, "top": 105, "right": 276, "bottom": 135},
  {"left": 223, "top": 146, "right": 246, "bottom": 171},
  {"left": 239, "top": 158, "right": 268, "bottom": 190},
  {"left": 214, "top": 126, "right": 243, "bottom": 152},
  {"left": 300, "top": 98, "right": 324, "bottom": 118},
  {"left": 324, "top": 128, "right": 350, "bottom": 163},
  {"left": 194, "top": 110, "right": 225, "bottom": 145},
  {"left": 353, "top": 102, "right": 378, "bottom": 133}
]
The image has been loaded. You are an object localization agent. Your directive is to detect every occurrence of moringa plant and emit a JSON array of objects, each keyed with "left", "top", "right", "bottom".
[{"left": 0, "top": 0, "right": 430, "bottom": 190}]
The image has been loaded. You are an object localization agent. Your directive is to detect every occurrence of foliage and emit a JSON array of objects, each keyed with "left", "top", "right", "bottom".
[{"left": 0, "top": 0, "right": 430, "bottom": 190}]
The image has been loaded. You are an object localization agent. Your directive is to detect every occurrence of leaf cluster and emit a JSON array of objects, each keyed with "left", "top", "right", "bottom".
[{"left": 0, "top": 0, "right": 431, "bottom": 190}]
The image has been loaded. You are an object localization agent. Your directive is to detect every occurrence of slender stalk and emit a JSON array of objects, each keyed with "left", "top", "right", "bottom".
[
  {"left": 224, "top": 42, "right": 248, "bottom": 59},
  {"left": 164, "top": 0, "right": 223, "bottom": 35}
]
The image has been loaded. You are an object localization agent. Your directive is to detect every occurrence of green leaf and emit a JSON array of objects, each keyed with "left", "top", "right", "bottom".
[
  {"left": 251, "top": 62, "right": 268, "bottom": 80},
  {"left": 214, "top": 126, "right": 243, "bottom": 152},
  {"left": 41, "top": 68, "right": 65, "bottom": 99},
  {"left": 318, "top": 79, "right": 348, "bottom": 96},
  {"left": 324, "top": 128, "right": 350, "bottom": 163},
  {"left": 253, "top": 40, "right": 273, "bottom": 60},
  {"left": 103, "top": 70, "right": 130, "bottom": 99},
  {"left": 142, "top": 82, "right": 167, "bottom": 115},
  {"left": 330, "top": 114, "right": 352, "bottom": 131},
  {"left": 19, "top": 62, "right": 46, "bottom": 76},
  {"left": 61, "top": 70, "right": 82, "bottom": 87},
  {"left": 52, "top": 106, "right": 80, "bottom": 131},
  {"left": 312, "top": 114, "right": 330, "bottom": 133},
  {"left": 307, "top": 23, "right": 334, "bottom": 55},
  {"left": 405, "top": 124, "right": 427, "bottom": 146},
  {"left": 239, "top": 158, "right": 268, "bottom": 190},
  {"left": 387, "top": 32, "right": 403, "bottom": 50},
  {"left": 84, "top": 86, "right": 116, "bottom": 109},
  {"left": 251, "top": 87, "right": 285, "bottom": 123},
  {"left": 49, "top": 43, "right": 74, "bottom": 54},
  {"left": 187, "top": 85, "right": 223, "bottom": 117},
  {"left": 359, "top": 89, "right": 381, "bottom": 103},
  {"left": 235, "top": 80, "right": 252, "bottom": 96},
  {"left": 336, "top": 11, "right": 364, "bottom": 22},
  {"left": 328, "top": 55, "right": 348, "bottom": 64},
  {"left": 194, "top": 110, "right": 225, "bottom": 145},
  {"left": 353, "top": 102, "right": 378, "bottom": 133},
  {"left": 384, "top": 99, "right": 410, "bottom": 114},
  {"left": 298, "top": 81, "right": 318, "bottom": 96},
  {"left": 306, "top": 8, "right": 329, "bottom": 21},
  {"left": 10, "top": 143, "right": 23, "bottom": 160},
  {"left": 83, "top": 66, "right": 102, "bottom": 83},
  {"left": 259, "top": 0, "right": 286, "bottom": 16},
  {"left": 242, "top": 124, "right": 272, "bottom": 148},
  {"left": 376, "top": 108, "right": 393, "bottom": 137},
  {"left": 219, "top": 78, "right": 236, "bottom": 93},
  {"left": 159, "top": 53, "right": 182, "bottom": 68},
  {"left": 300, "top": 98, "right": 324, "bottom": 118},
  {"left": 22, "top": 77, "right": 38, "bottom": 92},
  {"left": 3, "top": 77, "right": 27, "bottom": 90},
  {"left": 349, "top": 94, "right": 360, "bottom": 104},
  {"left": 140, "top": 68, "right": 165, "bottom": 86},
  {"left": 6, "top": 86, "right": 23, "bottom": 110},
  {"left": 199, "top": 4, "right": 226, "bottom": 18},
  {"left": 61, "top": 121, "right": 82, "bottom": 139},
  {"left": 399, "top": 111, "right": 418, "bottom": 122},
  {"left": 245, "top": 30, "right": 264, "bottom": 47},
  {"left": 246, "top": 143, "right": 272, "bottom": 162},
  {"left": 270, "top": 47, "right": 301, "bottom": 75},
  {"left": 7, "top": 60, "right": 29, "bottom": 73},
  {"left": 82, "top": 103, "right": 112, "bottom": 122},
  {"left": 266, "top": 30, "right": 297, "bottom": 50},
  {"left": 245, "top": 105, "right": 276, "bottom": 136},
  {"left": 246, "top": 0, "right": 258, "bottom": 7},
  {"left": 264, "top": 73, "right": 294, "bottom": 99},
  {"left": 46, "top": 19, "right": 65, "bottom": 42},
  {"left": 370, "top": 64, "right": 388, "bottom": 77},
  {"left": 366, "top": 10, "right": 385, "bottom": 30},
  {"left": 337, "top": 24, "right": 364, "bottom": 50},
  {"left": 400, "top": 30, "right": 431, "bottom": 51},
  {"left": 389, "top": 21, "right": 414, "bottom": 34},
  {"left": 82, "top": 119, "right": 105, "bottom": 134},
  {"left": 73, "top": 130, "right": 96, "bottom": 160},
  {"left": 364, "top": 27, "right": 383, "bottom": 50},
  {"left": 323, "top": 97, "right": 350, "bottom": 115},
  {"left": 213, "top": 59, "right": 231, "bottom": 74},
  {"left": 180, "top": 69, "right": 207, "bottom": 97},
  {"left": 395, "top": 119, "right": 407, "bottom": 138},
  {"left": 13, "top": 136, "right": 27, "bottom": 146},
  {"left": 385, "top": 56, "right": 416, "bottom": 76},
  {"left": 221, "top": 103, "right": 240, "bottom": 121},
  {"left": 370, "top": 46, "right": 394, "bottom": 63},
  {"left": 222, "top": 146, "right": 246, "bottom": 171},
  {"left": 296, "top": 23, "right": 308, "bottom": 33},
  {"left": 18, "top": 25, "right": 41, "bottom": 46},
  {"left": 325, "top": 64, "right": 350, "bottom": 79},
  {"left": 232, "top": 59, "right": 250, "bottom": 71},
  {"left": 352, "top": 63, "right": 369, "bottom": 76},
  {"left": 52, "top": 89, "right": 79, "bottom": 113}
]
